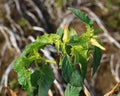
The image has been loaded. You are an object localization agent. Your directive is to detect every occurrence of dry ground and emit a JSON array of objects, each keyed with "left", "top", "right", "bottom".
[{"left": 0, "top": 0, "right": 120, "bottom": 96}]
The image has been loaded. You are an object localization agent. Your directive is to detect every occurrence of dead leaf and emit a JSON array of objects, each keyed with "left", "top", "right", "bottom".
[{"left": 5, "top": 87, "right": 17, "bottom": 96}]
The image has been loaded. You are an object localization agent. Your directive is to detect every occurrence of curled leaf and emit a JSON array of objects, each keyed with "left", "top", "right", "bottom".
[
  {"left": 90, "top": 38, "right": 106, "bottom": 50},
  {"left": 63, "top": 25, "right": 70, "bottom": 43}
]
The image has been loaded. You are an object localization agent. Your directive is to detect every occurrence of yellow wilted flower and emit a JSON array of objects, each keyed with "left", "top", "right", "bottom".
[
  {"left": 62, "top": 25, "right": 70, "bottom": 43},
  {"left": 90, "top": 38, "right": 106, "bottom": 50}
]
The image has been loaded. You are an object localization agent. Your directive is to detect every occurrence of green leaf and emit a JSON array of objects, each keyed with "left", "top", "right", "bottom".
[
  {"left": 92, "top": 47, "right": 102, "bottom": 75},
  {"left": 62, "top": 55, "right": 83, "bottom": 86},
  {"left": 94, "top": 29, "right": 103, "bottom": 34},
  {"left": 68, "top": 32, "right": 92, "bottom": 49},
  {"left": 85, "top": 24, "right": 94, "bottom": 36},
  {"left": 56, "top": 27, "right": 64, "bottom": 38},
  {"left": 31, "top": 65, "right": 54, "bottom": 96},
  {"left": 55, "top": 40, "right": 61, "bottom": 52},
  {"left": 14, "top": 34, "right": 60, "bottom": 95},
  {"left": 14, "top": 41, "right": 47, "bottom": 94},
  {"left": 65, "top": 84, "right": 82, "bottom": 96},
  {"left": 69, "top": 28, "right": 78, "bottom": 41},
  {"left": 79, "top": 33, "right": 91, "bottom": 47},
  {"left": 71, "top": 46, "right": 88, "bottom": 79},
  {"left": 14, "top": 58, "right": 32, "bottom": 94},
  {"left": 68, "top": 7, "right": 93, "bottom": 27},
  {"left": 36, "top": 34, "right": 60, "bottom": 44}
]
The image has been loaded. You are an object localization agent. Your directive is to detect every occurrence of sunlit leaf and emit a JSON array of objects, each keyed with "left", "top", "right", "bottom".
[
  {"left": 69, "top": 28, "right": 78, "bottom": 41},
  {"left": 69, "top": 31, "right": 92, "bottom": 49},
  {"left": 63, "top": 25, "right": 70, "bottom": 43},
  {"left": 14, "top": 34, "right": 60, "bottom": 95},
  {"left": 14, "top": 58, "right": 32, "bottom": 94},
  {"left": 69, "top": 28, "right": 77, "bottom": 37},
  {"left": 55, "top": 39, "right": 61, "bottom": 52},
  {"left": 90, "top": 38, "right": 106, "bottom": 50}
]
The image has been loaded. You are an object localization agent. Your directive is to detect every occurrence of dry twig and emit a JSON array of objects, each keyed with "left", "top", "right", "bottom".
[{"left": 104, "top": 83, "right": 120, "bottom": 96}]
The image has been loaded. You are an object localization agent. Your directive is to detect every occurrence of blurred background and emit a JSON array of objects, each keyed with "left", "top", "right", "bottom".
[{"left": 0, "top": 0, "right": 120, "bottom": 96}]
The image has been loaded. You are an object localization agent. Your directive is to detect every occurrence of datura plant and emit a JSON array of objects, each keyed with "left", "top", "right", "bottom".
[{"left": 14, "top": 7, "right": 105, "bottom": 96}]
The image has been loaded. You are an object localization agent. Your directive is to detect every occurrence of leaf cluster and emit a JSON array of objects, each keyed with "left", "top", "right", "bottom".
[{"left": 14, "top": 8, "right": 105, "bottom": 96}]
